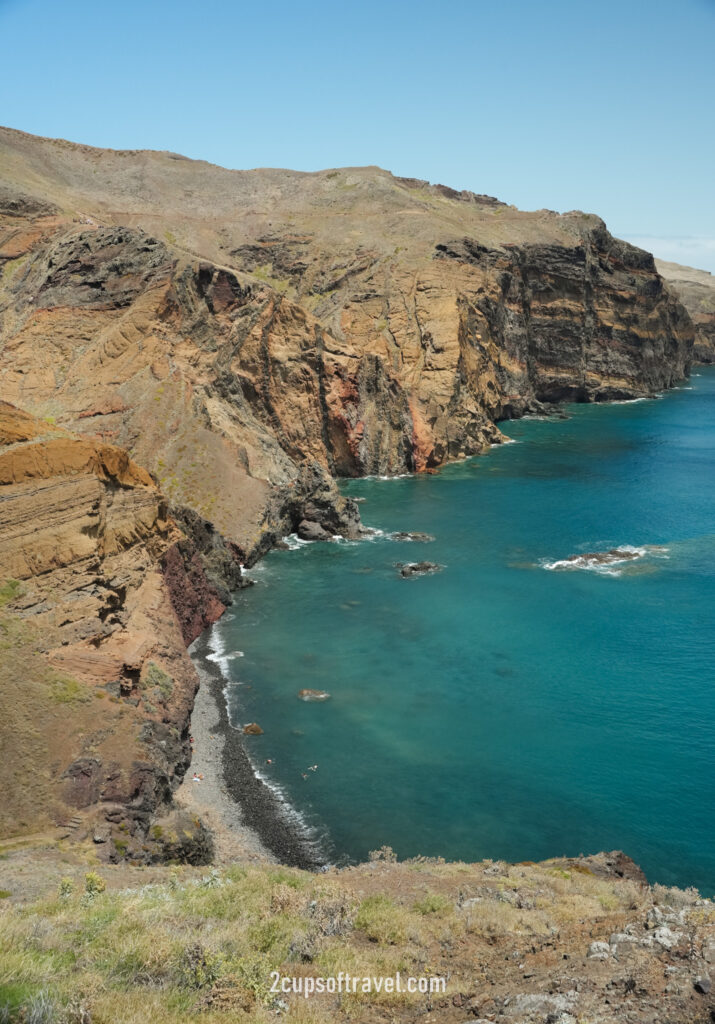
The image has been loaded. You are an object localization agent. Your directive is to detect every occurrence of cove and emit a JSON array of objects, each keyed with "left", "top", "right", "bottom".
[{"left": 211, "top": 368, "right": 715, "bottom": 892}]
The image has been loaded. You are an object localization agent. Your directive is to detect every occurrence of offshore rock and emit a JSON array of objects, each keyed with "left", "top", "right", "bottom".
[
  {"left": 297, "top": 520, "right": 331, "bottom": 542},
  {"left": 397, "top": 561, "right": 442, "bottom": 577},
  {"left": 391, "top": 530, "right": 435, "bottom": 542},
  {"left": 297, "top": 689, "right": 331, "bottom": 702}
]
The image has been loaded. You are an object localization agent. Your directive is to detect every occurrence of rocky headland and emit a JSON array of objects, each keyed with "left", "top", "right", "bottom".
[
  {"left": 656, "top": 259, "right": 715, "bottom": 363},
  {"left": 0, "top": 127, "right": 709, "bottom": 893}
]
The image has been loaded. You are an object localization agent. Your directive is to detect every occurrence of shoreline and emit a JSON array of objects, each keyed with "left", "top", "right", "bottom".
[
  {"left": 178, "top": 629, "right": 325, "bottom": 871},
  {"left": 174, "top": 370, "right": 707, "bottom": 876}
]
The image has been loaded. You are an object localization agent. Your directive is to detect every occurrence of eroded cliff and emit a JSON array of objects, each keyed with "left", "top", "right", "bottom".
[
  {"left": 0, "top": 128, "right": 702, "bottom": 860},
  {"left": 0, "top": 402, "right": 247, "bottom": 859},
  {"left": 656, "top": 258, "right": 715, "bottom": 364},
  {"left": 0, "top": 127, "right": 695, "bottom": 531}
]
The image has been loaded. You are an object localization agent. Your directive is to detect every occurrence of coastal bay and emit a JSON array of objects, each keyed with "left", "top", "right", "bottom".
[{"left": 207, "top": 369, "right": 715, "bottom": 892}]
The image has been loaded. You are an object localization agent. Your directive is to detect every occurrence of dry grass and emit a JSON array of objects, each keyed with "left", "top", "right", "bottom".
[{"left": 0, "top": 852, "right": 709, "bottom": 1023}]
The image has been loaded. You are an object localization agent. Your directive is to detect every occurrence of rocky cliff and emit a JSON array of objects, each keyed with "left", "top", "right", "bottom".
[
  {"left": 656, "top": 258, "right": 715, "bottom": 363},
  {"left": 0, "top": 402, "right": 247, "bottom": 859},
  {"left": 0, "top": 127, "right": 701, "bottom": 857},
  {"left": 0, "top": 127, "right": 694, "bottom": 518}
]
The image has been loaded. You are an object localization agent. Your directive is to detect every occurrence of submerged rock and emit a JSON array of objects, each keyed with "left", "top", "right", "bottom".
[
  {"left": 391, "top": 531, "right": 435, "bottom": 542},
  {"left": 297, "top": 689, "right": 331, "bottom": 702},
  {"left": 396, "top": 561, "right": 442, "bottom": 578},
  {"left": 243, "top": 722, "right": 264, "bottom": 735},
  {"left": 543, "top": 546, "right": 651, "bottom": 573}
]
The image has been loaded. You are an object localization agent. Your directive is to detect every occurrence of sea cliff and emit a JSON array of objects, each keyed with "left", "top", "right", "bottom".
[{"left": 0, "top": 126, "right": 702, "bottom": 863}]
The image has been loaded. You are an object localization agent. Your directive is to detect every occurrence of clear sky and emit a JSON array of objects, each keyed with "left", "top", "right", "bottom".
[{"left": 1, "top": 0, "right": 713, "bottom": 270}]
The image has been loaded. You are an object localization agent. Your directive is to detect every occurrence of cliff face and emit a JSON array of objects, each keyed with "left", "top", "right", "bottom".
[
  {"left": 0, "top": 402, "right": 244, "bottom": 859},
  {"left": 656, "top": 258, "right": 715, "bottom": 364},
  {"left": 0, "top": 128, "right": 694, "bottom": 528},
  {"left": 0, "top": 128, "right": 700, "bottom": 857}
]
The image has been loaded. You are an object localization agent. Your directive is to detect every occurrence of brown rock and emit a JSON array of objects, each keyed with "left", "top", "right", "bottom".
[{"left": 243, "top": 723, "right": 264, "bottom": 735}]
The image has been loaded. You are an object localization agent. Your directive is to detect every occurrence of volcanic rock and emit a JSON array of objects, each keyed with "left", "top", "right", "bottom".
[{"left": 397, "top": 561, "right": 442, "bottom": 577}]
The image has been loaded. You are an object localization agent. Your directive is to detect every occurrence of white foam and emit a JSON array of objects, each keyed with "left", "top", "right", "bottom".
[
  {"left": 358, "top": 471, "right": 414, "bottom": 481},
  {"left": 362, "top": 527, "right": 388, "bottom": 541},
  {"left": 249, "top": 760, "right": 329, "bottom": 859},
  {"left": 540, "top": 544, "right": 668, "bottom": 577},
  {"left": 209, "top": 634, "right": 329, "bottom": 862},
  {"left": 282, "top": 533, "right": 314, "bottom": 550},
  {"left": 205, "top": 623, "right": 232, "bottom": 675}
]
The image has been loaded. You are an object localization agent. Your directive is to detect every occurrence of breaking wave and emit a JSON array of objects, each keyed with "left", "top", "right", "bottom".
[{"left": 540, "top": 544, "right": 669, "bottom": 577}]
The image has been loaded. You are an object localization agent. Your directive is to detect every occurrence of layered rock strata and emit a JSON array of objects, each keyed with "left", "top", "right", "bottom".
[{"left": 0, "top": 403, "right": 243, "bottom": 860}]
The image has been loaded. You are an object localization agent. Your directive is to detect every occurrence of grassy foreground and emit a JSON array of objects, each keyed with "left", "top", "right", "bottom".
[{"left": 1, "top": 848, "right": 714, "bottom": 1024}]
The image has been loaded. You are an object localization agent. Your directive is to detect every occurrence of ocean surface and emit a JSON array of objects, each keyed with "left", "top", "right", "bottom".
[{"left": 211, "top": 368, "right": 715, "bottom": 891}]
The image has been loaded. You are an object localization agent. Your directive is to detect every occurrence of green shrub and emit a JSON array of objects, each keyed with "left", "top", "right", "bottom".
[
  {"left": 84, "top": 872, "right": 106, "bottom": 896},
  {"left": 355, "top": 894, "right": 407, "bottom": 944},
  {"left": 58, "top": 879, "right": 74, "bottom": 899},
  {"left": 413, "top": 891, "right": 451, "bottom": 915},
  {"left": 0, "top": 581, "right": 20, "bottom": 609},
  {"left": 175, "top": 944, "right": 224, "bottom": 990},
  {"left": 142, "top": 662, "right": 173, "bottom": 700}
]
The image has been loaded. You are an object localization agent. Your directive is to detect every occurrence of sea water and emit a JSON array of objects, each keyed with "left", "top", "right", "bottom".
[{"left": 213, "top": 368, "right": 715, "bottom": 891}]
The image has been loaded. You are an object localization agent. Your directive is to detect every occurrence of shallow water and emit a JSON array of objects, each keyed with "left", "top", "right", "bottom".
[{"left": 214, "top": 369, "right": 715, "bottom": 891}]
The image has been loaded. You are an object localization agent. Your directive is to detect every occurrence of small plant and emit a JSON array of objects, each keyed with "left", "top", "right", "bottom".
[
  {"left": 413, "top": 891, "right": 451, "bottom": 915},
  {"left": 355, "top": 893, "right": 407, "bottom": 944},
  {"left": 142, "top": 662, "right": 173, "bottom": 700},
  {"left": 84, "top": 871, "right": 106, "bottom": 896},
  {"left": 49, "top": 674, "right": 89, "bottom": 704},
  {"left": 58, "top": 878, "right": 74, "bottom": 899},
  {"left": 176, "top": 943, "right": 224, "bottom": 990},
  {"left": 0, "top": 580, "right": 21, "bottom": 608},
  {"left": 22, "top": 990, "right": 57, "bottom": 1024},
  {"left": 0, "top": 890, "right": 10, "bottom": 900},
  {"left": 235, "top": 953, "right": 272, "bottom": 1004}
]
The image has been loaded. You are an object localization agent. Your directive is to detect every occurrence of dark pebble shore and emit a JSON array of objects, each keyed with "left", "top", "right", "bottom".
[{"left": 189, "top": 630, "right": 326, "bottom": 871}]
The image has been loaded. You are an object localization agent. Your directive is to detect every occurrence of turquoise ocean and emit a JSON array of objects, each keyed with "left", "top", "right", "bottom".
[{"left": 210, "top": 368, "right": 715, "bottom": 891}]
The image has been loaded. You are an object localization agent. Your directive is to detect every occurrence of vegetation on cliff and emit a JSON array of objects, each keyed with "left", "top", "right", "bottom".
[{"left": 1, "top": 848, "right": 713, "bottom": 1023}]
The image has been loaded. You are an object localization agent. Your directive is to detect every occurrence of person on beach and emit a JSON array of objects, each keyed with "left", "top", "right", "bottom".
[{"left": 192, "top": 772, "right": 201, "bottom": 782}]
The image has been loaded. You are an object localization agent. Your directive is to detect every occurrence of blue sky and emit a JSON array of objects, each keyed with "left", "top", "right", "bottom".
[{"left": 1, "top": 0, "right": 713, "bottom": 270}]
